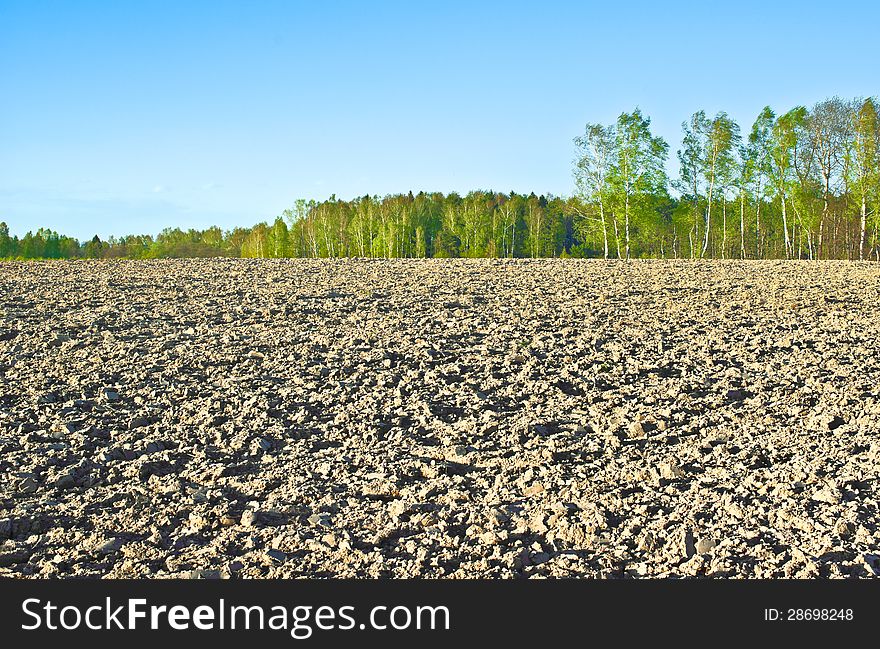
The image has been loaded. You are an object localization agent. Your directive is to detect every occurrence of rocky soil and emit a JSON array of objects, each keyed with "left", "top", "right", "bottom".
[{"left": 1, "top": 258, "right": 879, "bottom": 578}]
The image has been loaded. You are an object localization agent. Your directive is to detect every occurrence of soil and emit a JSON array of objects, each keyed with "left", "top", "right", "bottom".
[{"left": 1, "top": 258, "right": 879, "bottom": 578}]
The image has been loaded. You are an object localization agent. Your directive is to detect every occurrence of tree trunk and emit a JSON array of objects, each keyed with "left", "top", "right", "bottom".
[
  {"left": 755, "top": 199, "right": 761, "bottom": 259},
  {"left": 845, "top": 215, "right": 851, "bottom": 260},
  {"left": 820, "top": 174, "right": 830, "bottom": 260},
  {"left": 871, "top": 223, "right": 878, "bottom": 261},
  {"left": 739, "top": 189, "right": 746, "bottom": 259},
  {"left": 721, "top": 196, "right": 727, "bottom": 260},
  {"left": 599, "top": 200, "right": 609, "bottom": 260},
  {"left": 702, "top": 172, "right": 715, "bottom": 257},
  {"left": 511, "top": 221, "right": 516, "bottom": 258},
  {"left": 780, "top": 192, "right": 791, "bottom": 258},
  {"left": 612, "top": 217, "right": 622, "bottom": 259},
  {"left": 860, "top": 194, "right": 868, "bottom": 261}
]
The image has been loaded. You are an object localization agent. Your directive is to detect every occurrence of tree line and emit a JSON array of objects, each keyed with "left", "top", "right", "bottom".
[
  {"left": 2, "top": 96, "right": 878, "bottom": 261},
  {"left": 574, "top": 97, "right": 880, "bottom": 261}
]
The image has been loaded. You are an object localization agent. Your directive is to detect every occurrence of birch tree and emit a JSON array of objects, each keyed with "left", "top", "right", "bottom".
[
  {"left": 770, "top": 108, "right": 807, "bottom": 258},
  {"left": 851, "top": 97, "right": 880, "bottom": 260},
  {"left": 573, "top": 123, "right": 617, "bottom": 258},
  {"left": 676, "top": 111, "right": 708, "bottom": 258},
  {"left": 609, "top": 109, "right": 668, "bottom": 260},
  {"left": 807, "top": 98, "right": 850, "bottom": 258},
  {"left": 745, "top": 108, "right": 774, "bottom": 258},
  {"left": 701, "top": 113, "right": 740, "bottom": 257}
]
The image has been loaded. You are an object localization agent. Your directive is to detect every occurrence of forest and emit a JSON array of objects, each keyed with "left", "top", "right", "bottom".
[{"left": 3, "top": 96, "right": 878, "bottom": 261}]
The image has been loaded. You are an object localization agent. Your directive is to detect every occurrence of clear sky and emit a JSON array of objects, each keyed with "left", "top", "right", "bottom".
[{"left": 1, "top": 0, "right": 878, "bottom": 240}]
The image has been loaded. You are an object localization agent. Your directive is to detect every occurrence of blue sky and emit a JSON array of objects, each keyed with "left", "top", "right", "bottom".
[{"left": 1, "top": 0, "right": 878, "bottom": 240}]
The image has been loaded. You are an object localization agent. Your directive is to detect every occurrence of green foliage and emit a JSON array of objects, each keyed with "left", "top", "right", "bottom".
[
  {"left": 0, "top": 222, "right": 14, "bottom": 258},
  {"left": 3, "top": 98, "right": 879, "bottom": 262},
  {"left": 607, "top": 109, "right": 669, "bottom": 259}
]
